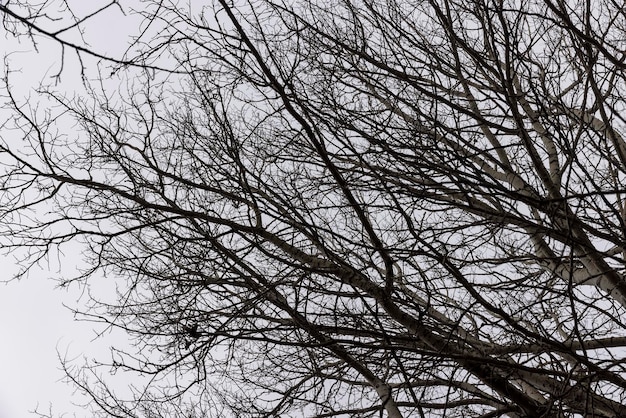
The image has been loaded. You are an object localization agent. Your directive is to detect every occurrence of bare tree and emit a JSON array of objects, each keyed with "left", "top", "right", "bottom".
[{"left": 3, "top": 0, "right": 626, "bottom": 417}]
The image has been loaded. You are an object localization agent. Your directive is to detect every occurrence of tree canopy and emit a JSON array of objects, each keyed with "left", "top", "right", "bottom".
[{"left": 2, "top": 0, "right": 626, "bottom": 417}]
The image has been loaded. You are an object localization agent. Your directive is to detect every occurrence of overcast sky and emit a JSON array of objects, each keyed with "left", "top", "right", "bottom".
[
  {"left": 0, "top": 270, "right": 93, "bottom": 418},
  {"left": 0, "top": 3, "right": 137, "bottom": 416}
]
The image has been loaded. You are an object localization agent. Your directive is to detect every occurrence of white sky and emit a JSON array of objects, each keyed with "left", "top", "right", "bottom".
[
  {"left": 0, "top": 2, "right": 140, "bottom": 416},
  {"left": 0, "top": 270, "right": 94, "bottom": 418}
]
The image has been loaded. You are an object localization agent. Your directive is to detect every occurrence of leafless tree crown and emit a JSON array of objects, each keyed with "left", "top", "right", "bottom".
[{"left": 2, "top": 0, "right": 626, "bottom": 417}]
